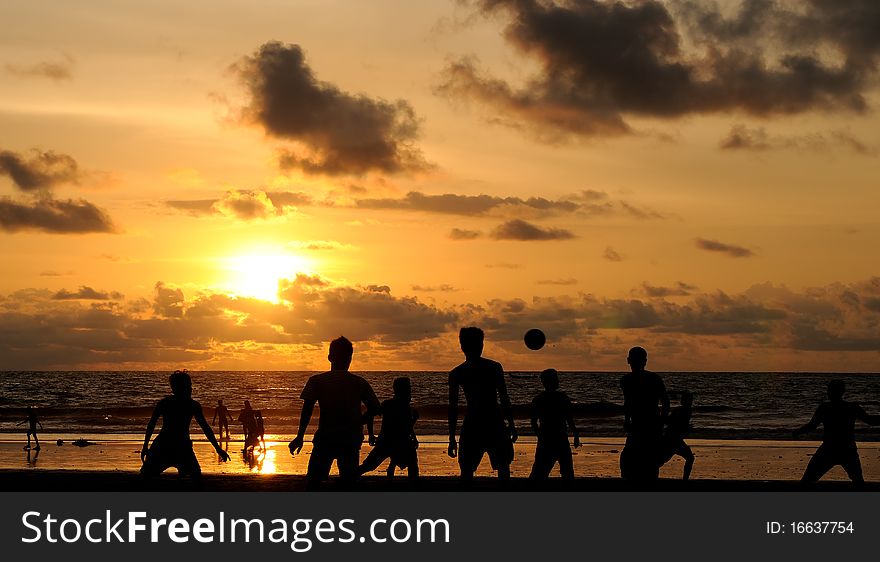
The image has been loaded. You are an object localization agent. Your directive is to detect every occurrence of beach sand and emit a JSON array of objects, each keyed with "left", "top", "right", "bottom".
[{"left": 3, "top": 434, "right": 880, "bottom": 490}]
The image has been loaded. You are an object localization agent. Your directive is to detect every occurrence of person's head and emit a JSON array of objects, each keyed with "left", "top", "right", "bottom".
[
  {"left": 459, "top": 326, "right": 484, "bottom": 360},
  {"left": 217, "top": 399, "right": 223, "bottom": 406},
  {"left": 827, "top": 379, "right": 845, "bottom": 401},
  {"left": 169, "top": 370, "right": 192, "bottom": 398},
  {"left": 244, "top": 399, "right": 251, "bottom": 409},
  {"left": 393, "top": 377, "right": 412, "bottom": 401},
  {"left": 540, "top": 369, "right": 559, "bottom": 391},
  {"left": 680, "top": 390, "right": 693, "bottom": 408},
  {"left": 255, "top": 410, "right": 263, "bottom": 420},
  {"left": 328, "top": 336, "right": 354, "bottom": 370},
  {"left": 627, "top": 346, "right": 648, "bottom": 372}
]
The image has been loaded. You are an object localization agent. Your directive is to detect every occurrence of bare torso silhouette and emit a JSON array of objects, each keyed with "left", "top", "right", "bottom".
[{"left": 153, "top": 396, "right": 199, "bottom": 444}]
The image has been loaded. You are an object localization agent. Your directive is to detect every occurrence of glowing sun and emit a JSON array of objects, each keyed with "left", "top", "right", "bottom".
[{"left": 223, "top": 252, "right": 313, "bottom": 302}]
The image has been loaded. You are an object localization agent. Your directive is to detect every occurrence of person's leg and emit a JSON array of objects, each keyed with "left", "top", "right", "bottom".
[
  {"left": 488, "top": 430, "right": 514, "bottom": 482},
  {"left": 840, "top": 447, "right": 865, "bottom": 487},
  {"left": 305, "top": 443, "right": 334, "bottom": 490},
  {"left": 801, "top": 445, "right": 836, "bottom": 484},
  {"left": 407, "top": 449, "right": 419, "bottom": 481},
  {"left": 25, "top": 431, "right": 31, "bottom": 450},
  {"left": 179, "top": 448, "right": 203, "bottom": 479},
  {"left": 678, "top": 444, "right": 695, "bottom": 481},
  {"left": 34, "top": 431, "right": 40, "bottom": 450},
  {"left": 558, "top": 444, "right": 574, "bottom": 481},
  {"left": 529, "top": 441, "right": 555, "bottom": 481},
  {"left": 337, "top": 445, "right": 361, "bottom": 490},
  {"left": 457, "top": 436, "right": 481, "bottom": 488},
  {"left": 359, "top": 445, "right": 389, "bottom": 475}
]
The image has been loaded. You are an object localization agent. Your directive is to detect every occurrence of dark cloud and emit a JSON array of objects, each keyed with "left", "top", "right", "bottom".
[
  {"left": 169, "top": 187, "right": 664, "bottom": 224},
  {"left": 695, "top": 238, "right": 755, "bottom": 258},
  {"left": 4, "top": 58, "right": 74, "bottom": 81},
  {"left": 234, "top": 41, "right": 429, "bottom": 175},
  {"left": 288, "top": 240, "right": 347, "bottom": 251},
  {"left": 603, "top": 246, "right": 623, "bottom": 262},
  {"left": 490, "top": 219, "right": 575, "bottom": 241},
  {"left": 166, "top": 190, "right": 313, "bottom": 220},
  {"left": 449, "top": 228, "right": 482, "bottom": 240},
  {"left": 0, "top": 149, "right": 80, "bottom": 192},
  {"left": 0, "top": 197, "right": 115, "bottom": 234},
  {"left": 165, "top": 199, "right": 216, "bottom": 215},
  {"left": 412, "top": 284, "right": 458, "bottom": 292},
  {"left": 640, "top": 282, "right": 698, "bottom": 298},
  {"left": 52, "top": 286, "right": 122, "bottom": 301},
  {"left": 719, "top": 124, "right": 772, "bottom": 151},
  {"left": 438, "top": 0, "right": 880, "bottom": 140},
  {"left": 4, "top": 277, "right": 880, "bottom": 368},
  {"left": 485, "top": 262, "right": 521, "bottom": 269},
  {"left": 720, "top": 124, "right": 877, "bottom": 155},
  {"left": 356, "top": 191, "right": 578, "bottom": 216},
  {"left": 537, "top": 278, "right": 578, "bottom": 286},
  {"left": 153, "top": 282, "right": 185, "bottom": 318}
]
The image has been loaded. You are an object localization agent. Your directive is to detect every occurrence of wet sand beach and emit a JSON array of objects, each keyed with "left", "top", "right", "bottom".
[{"left": 3, "top": 435, "right": 880, "bottom": 490}]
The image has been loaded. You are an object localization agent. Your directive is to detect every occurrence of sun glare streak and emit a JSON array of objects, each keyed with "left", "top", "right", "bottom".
[{"left": 223, "top": 251, "right": 315, "bottom": 302}]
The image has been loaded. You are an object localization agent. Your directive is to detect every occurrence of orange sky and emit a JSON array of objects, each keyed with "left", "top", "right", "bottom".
[{"left": 1, "top": 1, "right": 879, "bottom": 372}]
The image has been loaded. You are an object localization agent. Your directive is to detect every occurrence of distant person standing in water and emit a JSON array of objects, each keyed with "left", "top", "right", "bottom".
[
  {"left": 141, "top": 370, "right": 230, "bottom": 478},
  {"left": 18, "top": 406, "right": 43, "bottom": 451},
  {"left": 238, "top": 400, "right": 255, "bottom": 450},
  {"left": 529, "top": 369, "right": 581, "bottom": 482},
  {"left": 289, "top": 337, "right": 380, "bottom": 490},
  {"left": 793, "top": 380, "right": 880, "bottom": 487},
  {"left": 659, "top": 391, "right": 695, "bottom": 480},
  {"left": 212, "top": 399, "right": 232, "bottom": 439},
  {"left": 448, "top": 327, "right": 517, "bottom": 486},
  {"left": 619, "top": 346, "right": 669, "bottom": 482}
]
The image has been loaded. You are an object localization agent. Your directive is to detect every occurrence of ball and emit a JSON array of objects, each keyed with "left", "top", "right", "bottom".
[{"left": 524, "top": 328, "right": 546, "bottom": 350}]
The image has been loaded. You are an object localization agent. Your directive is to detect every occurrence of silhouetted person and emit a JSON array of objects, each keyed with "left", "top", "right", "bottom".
[
  {"left": 793, "top": 380, "right": 880, "bottom": 486},
  {"left": 289, "top": 337, "right": 380, "bottom": 490},
  {"left": 212, "top": 399, "right": 232, "bottom": 439},
  {"left": 659, "top": 391, "right": 695, "bottom": 480},
  {"left": 141, "top": 370, "right": 230, "bottom": 478},
  {"left": 360, "top": 377, "right": 420, "bottom": 481},
  {"left": 529, "top": 369, "right": 581, "bottom": 482},
  {"left": 619, "top": 346, "right": 669, "bottom": 482},
  {"left": 448, "top": 327, "right": 517, "bottom": 485},
  {"left": 238, "top": 400, "right": 255, "bottom": 450},
  {"left": 18, "top": 406, "right": 42, "bottom": 451},
  {"left": 255, "top": 410, "right": 266, "bottom": 450}
]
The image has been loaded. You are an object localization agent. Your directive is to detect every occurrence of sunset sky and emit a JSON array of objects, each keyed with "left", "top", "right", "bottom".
[{"left": 2, "top": 0, "right": 879, "bottom": 372}]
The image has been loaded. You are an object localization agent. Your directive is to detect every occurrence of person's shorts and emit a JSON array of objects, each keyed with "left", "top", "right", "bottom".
[
  {"left": 140, "top": 437, "right": 201, "bottom": 477},
  {"left": 659, "top": 437, "right": 692, "bottom": 464},
  {"left": 458, "top": 421, "right": 513, "bottom": 473}
]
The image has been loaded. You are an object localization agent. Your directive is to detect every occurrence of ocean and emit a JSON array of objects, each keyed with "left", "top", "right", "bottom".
[{"left": 2, "top": 371, "right": 880, "bottom": 440}]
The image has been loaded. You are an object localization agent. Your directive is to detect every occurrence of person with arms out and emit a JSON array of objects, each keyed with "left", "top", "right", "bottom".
[
  {"left": 359, "top": 377, "right": 420, "bottom": 482},
  {"left": 793, "top": 379, "right": 880, "bottom": 487},
  {"left": 141, "top": 370, "right": 230, "bottom": 479},
  {"left": 289, "top": 336, "right": 380, "bottom": 490},
  {"left": 212, "top": 399, "right": 232, "bottom": 440},
  {"left": 448, "top": 326, "right": 517, "bottom": 486},
  {"left": 619, "top": 346, "right": 669, "bottom": 483},
  {"left": 659, "top": 391, "right": 695, "bottom": 480},
  {"left": 529, "top": 369, "right": 581, "bottom": 483},
  {"left": 18, "top": 406, "right": 43, "bottom": 451}
]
